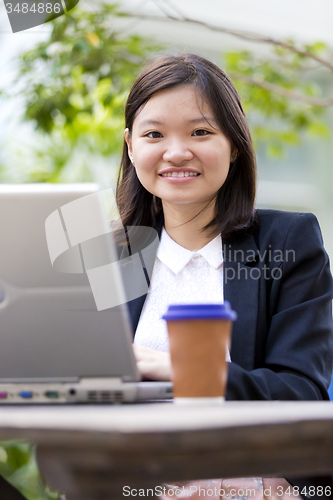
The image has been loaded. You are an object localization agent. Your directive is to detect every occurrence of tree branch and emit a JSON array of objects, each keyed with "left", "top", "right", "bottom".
[
  {"left": 127, "top": 0, "right": 333, "bottom": 73},
  {"left": 228, "top": 72, "right": 333, "bottom": 107}
]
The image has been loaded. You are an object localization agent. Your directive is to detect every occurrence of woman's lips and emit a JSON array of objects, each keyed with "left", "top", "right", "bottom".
[{"left": 158, "top": 172, "right": 201, "bottom": 182}]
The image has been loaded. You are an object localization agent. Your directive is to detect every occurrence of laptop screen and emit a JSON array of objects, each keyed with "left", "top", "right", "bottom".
[{"left": 0, "top": 184, "right": 139, "bottom": 383}]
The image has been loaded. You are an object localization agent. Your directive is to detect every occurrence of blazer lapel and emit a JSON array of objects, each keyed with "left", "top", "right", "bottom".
[
  {"left": 117, "top": 241, "right": 146, "bottom": 337},
  {"left": 223, "top": 233, "right": 260, "bottom": 370}
]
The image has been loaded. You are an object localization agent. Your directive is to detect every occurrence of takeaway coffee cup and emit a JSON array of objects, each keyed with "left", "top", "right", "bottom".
[{"left": 162, "top": 302, "right": 237, "bottom": 404}]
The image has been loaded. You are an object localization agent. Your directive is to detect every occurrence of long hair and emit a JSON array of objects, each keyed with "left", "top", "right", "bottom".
[{"left": 116, "top": 53, "right": 257, "bottom": 238}]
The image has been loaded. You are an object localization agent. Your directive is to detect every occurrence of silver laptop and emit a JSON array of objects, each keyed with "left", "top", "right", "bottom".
[{"left": 0, "top": 183, "right": 172, "bottom": 404}]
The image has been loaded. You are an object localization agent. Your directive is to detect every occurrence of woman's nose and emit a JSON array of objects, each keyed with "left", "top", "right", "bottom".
[{"left": 162, "top": 140, "right": 193, "bottom": 165}]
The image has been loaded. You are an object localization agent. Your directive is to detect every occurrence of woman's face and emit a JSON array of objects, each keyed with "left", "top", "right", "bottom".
[{"left": 125, "top": 85, "right": 234, "bottom": 210}]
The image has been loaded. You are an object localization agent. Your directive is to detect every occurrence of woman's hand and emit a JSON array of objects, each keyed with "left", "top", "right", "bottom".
[{"left": 133, "top": 344, "right": 172, "bottom": 381}]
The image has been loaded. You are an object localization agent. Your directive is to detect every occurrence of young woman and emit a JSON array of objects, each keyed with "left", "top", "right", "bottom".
[{"left": 116, "top": 53, "right": 333, "bottom": 499}]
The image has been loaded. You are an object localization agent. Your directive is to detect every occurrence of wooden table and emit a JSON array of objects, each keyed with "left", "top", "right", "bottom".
[{"left": 0, "top": 401, "right": 333, "bottom": 499}]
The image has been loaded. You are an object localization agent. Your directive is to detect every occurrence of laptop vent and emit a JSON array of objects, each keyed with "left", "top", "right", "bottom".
[{"left": 87, "top": 390, "right": 124, "bottom": 403}]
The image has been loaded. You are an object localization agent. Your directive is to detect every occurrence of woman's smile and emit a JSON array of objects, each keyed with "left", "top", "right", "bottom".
[{"left": 158, "top": 168, "right": 201, "bottom": 180}]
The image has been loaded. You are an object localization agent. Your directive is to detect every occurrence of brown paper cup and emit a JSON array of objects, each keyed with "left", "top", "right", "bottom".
[{"left": 162, "top": 303, "right": 236, "bottom": 404}]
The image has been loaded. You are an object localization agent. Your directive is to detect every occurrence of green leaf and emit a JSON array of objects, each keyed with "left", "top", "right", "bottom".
[
  {"left": 307, "top": 121, "right": 330, "bottom": 138},
  {"left": 266, "top": 143, "right": 285, "bottom": 158}
]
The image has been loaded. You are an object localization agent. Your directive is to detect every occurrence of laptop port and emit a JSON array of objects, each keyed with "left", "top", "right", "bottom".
[
  {"left": 19, "top": 391, "right": 33, "bottom": 399},
  {"left": 0, "top": 392, "right": 7, "bottom": 399},
  {"left": 45, "top": 391, "right": 59, "bottom": 399}
]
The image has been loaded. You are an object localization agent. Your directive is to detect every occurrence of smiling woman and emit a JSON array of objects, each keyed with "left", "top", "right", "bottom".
[
  {"left": 115, "top": 54, "right": 333, "bottom": 500},
  {"left": 117, "top": 54, "right": 256, "bottom": 250},
  {"left": 124, "top": 85, "right": 233, "bottom": 243}
]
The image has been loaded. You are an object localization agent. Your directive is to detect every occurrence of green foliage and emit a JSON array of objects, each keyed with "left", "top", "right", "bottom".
[
  {"left": 224, "top": 41, "right": 331, "bottom": 157},
  {"left": 4, "top": 1, "right": 160, "bottom": 182},
  {"left": 0, "top": 441, "right": 58, "bottom": 499}
]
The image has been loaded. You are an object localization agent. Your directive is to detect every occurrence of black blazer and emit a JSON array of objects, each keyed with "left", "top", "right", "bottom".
[
  {"left": 124, "top": 209, "right": 333, "bottom": 401},
  {"left": 119, "top": 209, "right": 333, "bottom": 500}
]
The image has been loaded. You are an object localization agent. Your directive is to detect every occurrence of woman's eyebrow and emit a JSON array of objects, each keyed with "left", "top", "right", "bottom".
[
  {"left": 138, "top": 119, "right": 163, "bottom": 127},
  {"left": 188, "top": 116, "right": 218, "bottom": 125},
  {"left": 138, "top": 116, "right": 217, "bottom": 127}
]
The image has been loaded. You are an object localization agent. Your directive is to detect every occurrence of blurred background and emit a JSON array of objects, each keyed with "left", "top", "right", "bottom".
[
  {"left": 1, "top": 0, "right": 333, "bottom": 247},
  {"left": 0, "top": 0, "right": 333, "bottom": 497}
]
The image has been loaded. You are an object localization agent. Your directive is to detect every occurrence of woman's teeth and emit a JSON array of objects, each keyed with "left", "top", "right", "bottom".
[{"left": 160, "top": 172, "right": 200, "bottom": 177}]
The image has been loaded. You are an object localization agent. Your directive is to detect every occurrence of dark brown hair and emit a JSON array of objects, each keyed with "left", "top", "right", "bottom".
[{"left": 116, "top": 53, "right": 257, "bottom": 238}]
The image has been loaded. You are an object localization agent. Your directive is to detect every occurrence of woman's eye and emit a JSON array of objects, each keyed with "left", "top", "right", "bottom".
[
  {"left": 146, "top": 131, "right": 162, "bottom": 139},
  {"left": 193, "top": 129, "right": 210, "bottom": 137}
]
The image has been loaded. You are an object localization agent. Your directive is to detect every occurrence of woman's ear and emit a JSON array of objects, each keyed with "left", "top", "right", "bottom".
[
  {"left": 124, "top": 128, "right": 131, "bottom": 150},
  {"left": 231, "top": 149, "right": 239, "bottom": 163},
  {"left": 124, "top": 128, "right": 135, "bottom": 166}
]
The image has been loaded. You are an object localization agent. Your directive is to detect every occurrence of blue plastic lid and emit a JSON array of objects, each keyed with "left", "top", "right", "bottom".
[{"left": 162, "top": 302, "right": 237, "bottom": 322}]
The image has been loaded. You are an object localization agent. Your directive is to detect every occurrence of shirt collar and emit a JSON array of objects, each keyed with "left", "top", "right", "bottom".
[{"left": 157, "top": 228, "right": 223, "bottom": 275}]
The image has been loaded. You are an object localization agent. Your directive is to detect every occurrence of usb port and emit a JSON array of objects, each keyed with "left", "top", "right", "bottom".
[
  {"left": 45, "top": 391, "right": 59, "bottom": 399},
  {"left": 19, "top": 391, "right": 33, "bottom": 399}
]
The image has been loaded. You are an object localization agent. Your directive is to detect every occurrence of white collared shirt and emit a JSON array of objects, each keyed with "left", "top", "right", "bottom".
[{"left": 134, "top": 228, "right": 229, "bottom": 359}]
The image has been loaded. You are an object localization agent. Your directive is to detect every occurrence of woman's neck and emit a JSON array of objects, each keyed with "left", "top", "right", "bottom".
[{"left": 162, "top": 201, "right": 217, "bottom": 251}]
